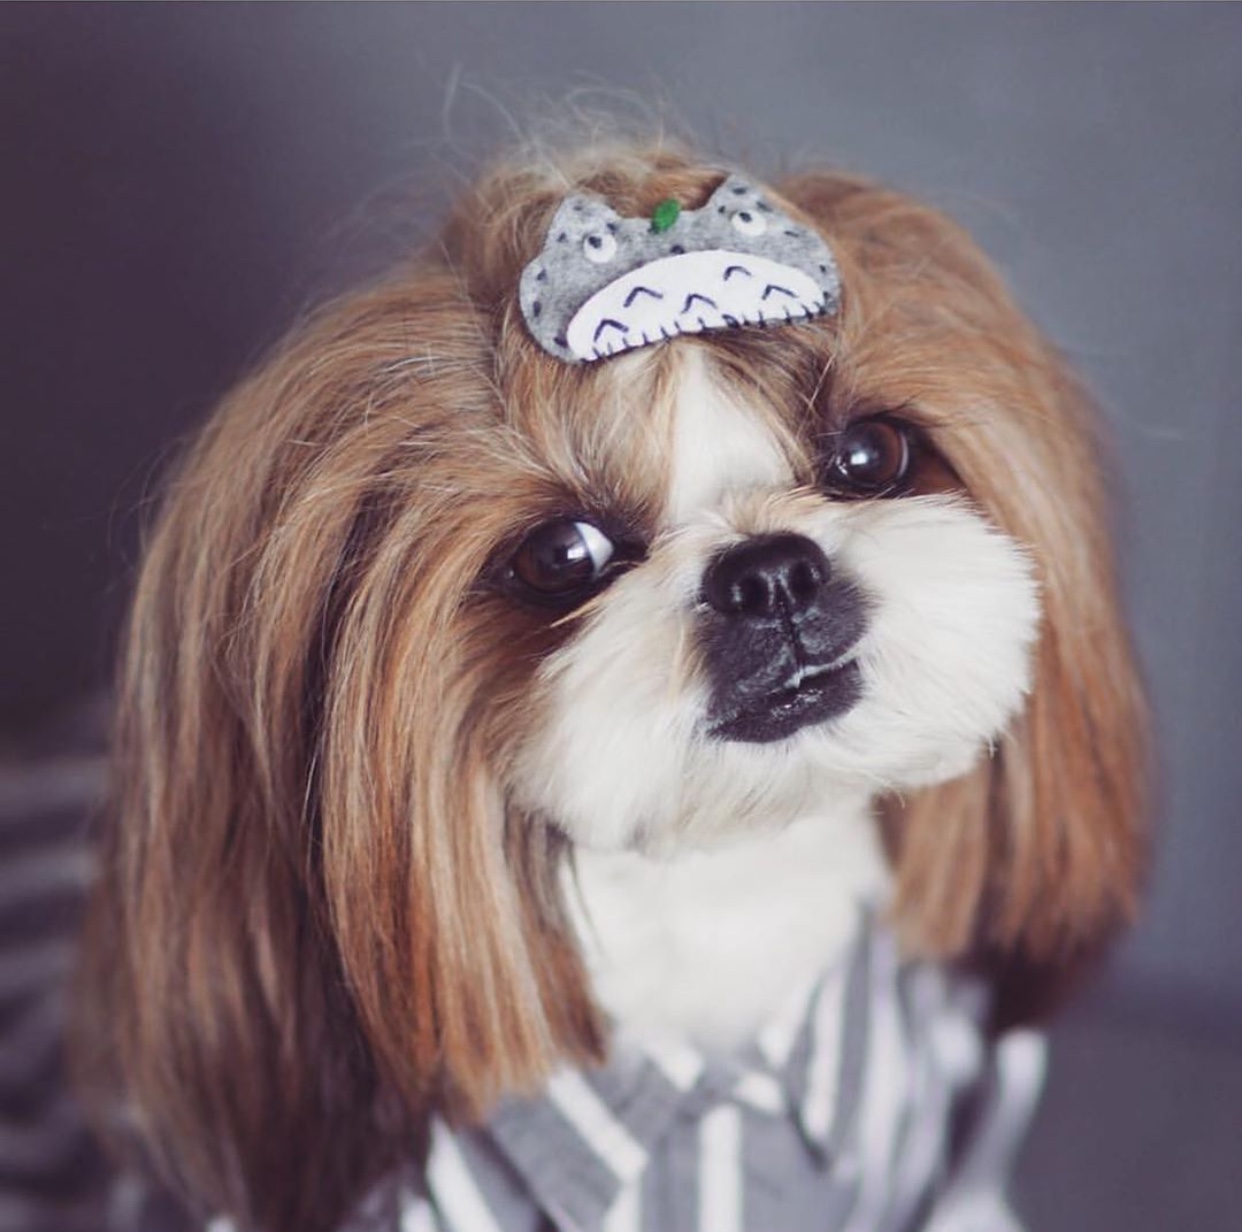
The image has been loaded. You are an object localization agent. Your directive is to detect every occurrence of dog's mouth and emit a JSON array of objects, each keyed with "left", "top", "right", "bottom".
[{"left": 706, "top": 656, "right": 863, "bottom": 744}]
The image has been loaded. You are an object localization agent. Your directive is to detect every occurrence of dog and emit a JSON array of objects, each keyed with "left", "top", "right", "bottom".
[{"left": 75, "top": 142, "right": 1147, "bottom": 1232}]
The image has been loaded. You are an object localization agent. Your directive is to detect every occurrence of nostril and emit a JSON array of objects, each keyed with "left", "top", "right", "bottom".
[
  {"left": 733, "top": 573, "right": 772, "bottom": 616},
  {"left": 788, "top": 559, "right": 819, "bottom": 604}
]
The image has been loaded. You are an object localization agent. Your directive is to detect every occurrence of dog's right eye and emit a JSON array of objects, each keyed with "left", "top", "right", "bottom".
[{"left": 506, "top": 519, "right": 619, "bottom": 608}]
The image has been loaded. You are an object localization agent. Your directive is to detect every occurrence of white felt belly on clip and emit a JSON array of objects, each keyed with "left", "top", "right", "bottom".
[{"left": 564, "top": 249, "right": 827, "bottom": 361}]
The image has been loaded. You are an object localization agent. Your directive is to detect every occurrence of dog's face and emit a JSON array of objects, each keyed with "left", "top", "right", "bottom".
[{"left": 500, "top": 344, "right": 1040, "bottom": 855}]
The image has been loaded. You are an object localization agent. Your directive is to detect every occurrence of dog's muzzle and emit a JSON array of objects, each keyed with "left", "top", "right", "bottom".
[{"left": 699, "top": 533, "right": 867, "bottom": 743}]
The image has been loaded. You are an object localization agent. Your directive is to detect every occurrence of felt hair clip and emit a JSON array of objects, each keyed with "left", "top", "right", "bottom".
[{"left": 519, "top": 175, "right": 842, "bottom": 364}]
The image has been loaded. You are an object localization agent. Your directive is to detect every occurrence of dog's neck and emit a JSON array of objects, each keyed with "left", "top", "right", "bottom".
[{"left": 567, "top": 795, "right": 890, "bottom": 1056}]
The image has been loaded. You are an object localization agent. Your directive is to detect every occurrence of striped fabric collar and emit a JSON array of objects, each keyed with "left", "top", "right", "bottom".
[{"left": 478, "top": 920, "right": 874, "bottom": 1232}]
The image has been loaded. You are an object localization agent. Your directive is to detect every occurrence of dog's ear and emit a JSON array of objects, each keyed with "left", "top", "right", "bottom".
[
  {"left": 887, "top": 455, "right": 1150, "bottom": 1021},
  {"left": 780, "top": 171, "right": 1150, "bottom": 1014},
  {"left": 74, "top": 273, "right": 602, "bottom": 1232}
]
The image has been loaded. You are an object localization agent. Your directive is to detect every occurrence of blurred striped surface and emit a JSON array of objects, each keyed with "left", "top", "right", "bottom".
[
  {"left": 0, "top": 704, "right": 191, "bottom": 1232},
  {"left": 0, "top": 716, "right": 109, "bottom": 1231}
]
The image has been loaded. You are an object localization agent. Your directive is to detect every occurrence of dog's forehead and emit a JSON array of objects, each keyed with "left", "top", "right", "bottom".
[
  {"left": 499, "top": 343, "right": 799, "bottom": 531},
  {"left": 665, "top": 349, "right": 793, "bottom": 525}
]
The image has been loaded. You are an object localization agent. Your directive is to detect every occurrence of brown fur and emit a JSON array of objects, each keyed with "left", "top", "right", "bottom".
[{"left": 74, "top": 144, "right": 1147, "bottom": 1232}]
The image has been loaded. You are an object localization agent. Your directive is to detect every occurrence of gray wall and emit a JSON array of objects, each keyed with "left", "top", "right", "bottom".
[{"left": 4, "top": 4, "right": 1240, "bottom": 1025}]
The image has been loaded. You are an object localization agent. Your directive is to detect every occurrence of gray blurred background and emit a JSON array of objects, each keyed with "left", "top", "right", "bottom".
[{"left": 1, "top": 3, "right": 1239, "bottom": 1228}]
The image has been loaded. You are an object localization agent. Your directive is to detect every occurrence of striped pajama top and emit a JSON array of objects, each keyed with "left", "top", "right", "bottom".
[{"left": 311, "top": 913, "right": 1046, "bottom": 1232}]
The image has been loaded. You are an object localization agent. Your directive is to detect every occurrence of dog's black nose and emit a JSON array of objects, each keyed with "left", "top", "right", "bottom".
[{"left": 703, "top": 534, "right": 831, "bottom": 620}]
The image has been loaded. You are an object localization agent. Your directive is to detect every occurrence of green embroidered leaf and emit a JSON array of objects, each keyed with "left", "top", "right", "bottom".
[{"left": 650, "top": 198, "right": 681, "bottom": 234}]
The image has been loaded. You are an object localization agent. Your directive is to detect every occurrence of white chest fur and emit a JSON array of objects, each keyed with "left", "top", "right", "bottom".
[{"left": 567, "top": 798, "right": 890, "bottom": 1055}]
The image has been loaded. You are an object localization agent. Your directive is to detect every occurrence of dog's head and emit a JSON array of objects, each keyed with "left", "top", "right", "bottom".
[{"left": 79, "top": 145, "right": 1146, "bottom": 1232}]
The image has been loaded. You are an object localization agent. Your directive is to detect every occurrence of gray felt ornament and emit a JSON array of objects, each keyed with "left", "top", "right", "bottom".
[{"left": 518, "top": 175, "right": 842, "bottom": 364}]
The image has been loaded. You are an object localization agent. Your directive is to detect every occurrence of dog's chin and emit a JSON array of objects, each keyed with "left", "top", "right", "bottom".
[
  {"left": 510, "top": 674, "right": 1028, "bottom": 860},
  {"left": 515, "top": 698, "right": 978, "bottom": 862}
]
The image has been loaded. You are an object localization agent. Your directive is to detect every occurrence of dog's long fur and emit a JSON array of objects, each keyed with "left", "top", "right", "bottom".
[{"left": 75, "top": 145, "right": 1147, "bottom": 1232}]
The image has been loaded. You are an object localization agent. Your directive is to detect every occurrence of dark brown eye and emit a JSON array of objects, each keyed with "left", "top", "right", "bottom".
[
  {"left": 507, "top": 519, "right": 617, "bottom": 607},
  {"left": 825, "top": 417, "right": 914, "bottom": 496}
]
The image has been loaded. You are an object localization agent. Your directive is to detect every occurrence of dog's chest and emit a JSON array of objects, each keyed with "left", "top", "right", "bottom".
[{"left": 568, "top": 806, "right": 890, "bottom": 1054}]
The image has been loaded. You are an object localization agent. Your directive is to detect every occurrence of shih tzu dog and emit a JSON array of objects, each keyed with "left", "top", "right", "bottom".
[{"left": 76, "top": 143, "right": 1146, "bottom": 1232}]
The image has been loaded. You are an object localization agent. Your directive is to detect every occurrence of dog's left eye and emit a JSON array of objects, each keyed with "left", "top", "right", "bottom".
[
  {"left": 507, "top": 519, "right": 618, "bottom": 607},
  {"left": 822, "top": 416, "right": 916, "bottom": 498}
]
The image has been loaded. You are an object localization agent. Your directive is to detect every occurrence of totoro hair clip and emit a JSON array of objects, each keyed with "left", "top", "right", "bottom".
[{"left": 519, "top": 175, "right": 841, "bottom": 364}]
